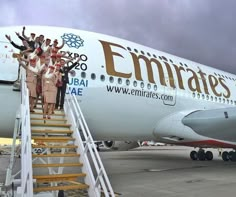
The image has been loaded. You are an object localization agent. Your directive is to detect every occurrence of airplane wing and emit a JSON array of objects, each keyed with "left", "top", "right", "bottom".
[{"left": 182, "top": 107, "right": 236, "bottom": 142}]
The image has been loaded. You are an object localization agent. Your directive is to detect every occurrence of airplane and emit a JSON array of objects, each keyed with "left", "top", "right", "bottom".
[{"left": 0, "top": 25, "right": 236, "bottom": 162}]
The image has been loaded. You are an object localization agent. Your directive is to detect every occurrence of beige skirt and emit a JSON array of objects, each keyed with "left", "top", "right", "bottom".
[
  {"left": 44, "top": 91, "right": 56, "bottom": 104},
  {"left": 27, "top": 82, "right": 37, "bottom": 98}
]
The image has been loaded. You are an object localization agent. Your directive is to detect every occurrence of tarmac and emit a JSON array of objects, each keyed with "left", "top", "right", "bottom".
[{"left": 1, "top": 146, "right": 236, "bottom": 197}]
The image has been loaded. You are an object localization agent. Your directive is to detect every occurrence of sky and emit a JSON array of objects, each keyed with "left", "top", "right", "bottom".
[{"left": 1, "top": 0, "right": 236, "bottom": 73}]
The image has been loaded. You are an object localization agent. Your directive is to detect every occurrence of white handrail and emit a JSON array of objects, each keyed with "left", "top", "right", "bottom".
[
  {"left": 65, "top": 94, "right": 115, "bottom": 197},
  {"left": 16, "top": 70, "right": 33, "bottom": 197}
]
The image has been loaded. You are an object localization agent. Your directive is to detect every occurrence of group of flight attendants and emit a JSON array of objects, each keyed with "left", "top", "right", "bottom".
[{"left": 5, "top": 26, "right": 80, "bottom": 119}]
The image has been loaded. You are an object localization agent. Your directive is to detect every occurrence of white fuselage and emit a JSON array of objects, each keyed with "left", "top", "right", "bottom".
[{"left": 0, "top": 26, "right": 235, "bottom": 148}]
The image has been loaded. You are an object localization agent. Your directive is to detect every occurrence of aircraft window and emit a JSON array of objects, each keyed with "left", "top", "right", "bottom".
[
  {"left": 147, "top": 52, "right": 151, "bottom": 57},
  {"left": 218, "top": 74, "right": 221, "bottom": 77},
  {"left": 234, "top": 101, "right": 236, "bottom": 105},
  {"left": 162, "top": 56, "right": 168, "bottom": 61},
  {"left": 133, "top": 81, "right": 137, "bottom": 87},
  {"left": 127, "top": 47, "right": 131, "bottom": 51},
  {"left": 197, "top": 93, "right": 200, "bottom": 99},
  {"left": 169, "top": 59, "right": 173, "bottom": 63},
  {"left": 231, "top": 100, "right": 233, "bottom": 105},
  {"left": 184, "top": 64, "right": 188, "bottom": 67},
  {"left": 109, "top": 76, "right": 114, "bottom": 83},
  {"left": 141, "top": 51, "right": 145, "bottom": 55},
  {"left": 223, "top": 98, "right": 225, "bottom": 103},
  {"left": 91, "top": 73, "right": 96, "bottom": 80},
  {"left": 214, "top": 73, "right": 217, "bottom": 76},
  {"left": 154, "top": 84, "right": 157, "bottom": 91},
  {"left": 180, "top": 62, "right": 183, "bottom": 66},
  {"left": 134, "top": 49, "right": 138, "bottom": 53},
  {"left": 219, "top": 98, "right": 221, "bottom": 103},
  {"left": 147, "top": 83, "right": 151, "bottom": 89},
  {"left": 202, "top": 94, "right": 205, "bottom": 99},
  {"left": 215, "top": 97, "right": 217, "bottom": 102},
  {"left": 126, "top": 79, "right": 130, "bottom": 86},
  {"left": 227, "top": 99, "right": 229, "bottom": 104},
  {"left": 159, "top": 56, "right": 162, "bottom": 60},
  {"left": 140, "top": 82, "right": 144, "bottom": 88},
  {"left": 153, "top": 54, "right": 157, "bottom": 58},
  {"left": 206, "top": 95, "right": 209, "bottom": 100},
  {"left": 193, "top": 93, "right": 195, "bottom": 98},
  {"left": 229, "top": 77, "right": 232, "bottom": 80},
  {"left": 211, "top": 96, "right": 213, "bottom": 101},
  {"left": 100, "top": 75, "right": 105, "bottom": 81},
  {"left": 118, "top": 78, "right": 122, "bottom": 84},
  {"left": 225, "top": 76, "right": 228, "bottom": 79},
  {"left": 81, "top": 72, "right": 86, "bottom": 78}
]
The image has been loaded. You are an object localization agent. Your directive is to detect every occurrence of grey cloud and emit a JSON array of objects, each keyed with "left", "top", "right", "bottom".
[{"left": 1, "top": 0, "right": 236, "bottom": 73}]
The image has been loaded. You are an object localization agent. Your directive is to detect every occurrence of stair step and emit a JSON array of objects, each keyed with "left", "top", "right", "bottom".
[
  {"left": 33, "top": 173, "right": 86, "bottom": 182},
  {"left": 34, "top": 107, "right": 63, "bottom": 111},
  {"left": 31, "top": 123, "right": 71, "bottom": 127},
  {"left": 32, "top": 153, "right": 79, "bottom": 157},
  {"left": 32, "top": 136, "right": 74, "bottom": 142},
  {"left": 33, "top": 163, "right": 83, "bottom": 168},
  {"left": 33, "top": 183, "right": 89, "bottom": 192},
  {"left": 32, "top": 145, "right": 77, "bottom": 149},
  {"left": 31, "top": 118, "right": 67, "bottom": 121},
  {"left": 31, "top": 129, "right": 73, "bottom": 134},
  {"left": 31, "top": 112, "right": 65, "bottom": 116}
]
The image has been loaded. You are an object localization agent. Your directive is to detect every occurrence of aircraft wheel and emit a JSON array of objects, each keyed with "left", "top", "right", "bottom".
[
  {"left": 190, "top": 150, "right": 198, "bottom": 160},
  {"left": 205, "top": 151, "right": 213, "bottom": 161},
  {"left": 231, "top": 152, "right": 236, "bottom": 162},
  {"left": 197, "top": 150, "right": 206, "bottom": 161},
  {"left": 222, "top": 151, "right": 229, "bottom": 161}
]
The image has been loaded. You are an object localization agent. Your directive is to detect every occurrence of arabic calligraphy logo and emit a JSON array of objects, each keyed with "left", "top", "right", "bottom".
[{"left": 61, "top": 33, "right": 84, "bottom": 49}]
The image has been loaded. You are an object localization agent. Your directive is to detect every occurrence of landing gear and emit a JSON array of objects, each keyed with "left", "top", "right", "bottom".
[
  {"left": 222, "top": 150, "right": 236, "bottom": 161},
  {"left": 190, "top": 149, "right": 213, "bottom": 161}
]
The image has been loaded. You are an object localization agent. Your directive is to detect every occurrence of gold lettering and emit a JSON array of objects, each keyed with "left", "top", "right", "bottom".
[
  {"left": 208, "top": 75, "right": 222, "bottom": 97},
  {"left": 163, "top": 62, "right": 175, "bottom": 88},
  {"left": 219, "top": 78, "right": 231, "bottom": 98},
  {"left": 198, "top": 70, "right": 209, "bottom": 94},
  {"left": 130, "top": 53, "right": 166, "bottom": 85},
  {"left": 173, "top": 64, "right": 185, "bottom": 90},
  {"left": 187, "top": 68, "right": 201, "bottom": 93},
  {"left": 99, "top": 40, "right": 131, "bottom": 78}
]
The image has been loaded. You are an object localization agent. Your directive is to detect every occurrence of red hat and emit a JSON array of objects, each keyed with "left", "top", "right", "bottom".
[
  {"left": 49, "top": 65, "right": 55, "bottom": 69},
  {"left": 30, "top": 58, "right": 36, "bottom": 63},
  {"left": 40, "top": 55, "right": 46, "bottom": 58},
  {"left": 55, "top": 63, "right": 61, "bottom": 67},
  {"left": 56, "top": 53, "right": 62, "bottom": 58},
  {"left": 51, "top": 54, "right": 57, "bottom": 58}
]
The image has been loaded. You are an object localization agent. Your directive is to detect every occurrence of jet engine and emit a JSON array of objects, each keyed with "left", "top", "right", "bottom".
[{"left": 103, "top": 141, "right": 140, "bottom": 151}]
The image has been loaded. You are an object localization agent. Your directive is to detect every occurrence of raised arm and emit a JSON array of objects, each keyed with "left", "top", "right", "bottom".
[
  {"left": 22, "top": 26, "right": 30, "bottom": 40},
  {"left": 68, "top": 57, "right": 80, "bottom": 71},
  {"left": 57, "top": 39, "right": 65, "bottom": 50}
]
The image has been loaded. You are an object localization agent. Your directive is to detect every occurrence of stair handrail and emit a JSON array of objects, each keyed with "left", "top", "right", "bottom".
[
  {"left": 65, "top": 93, "right": 115, "bottom": 197},
  {"left": 16, "top": 69, "right": 34, "bottom": 196}
]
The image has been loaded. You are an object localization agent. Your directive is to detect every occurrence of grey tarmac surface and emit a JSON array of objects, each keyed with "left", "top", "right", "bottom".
[{"left": 1, "top": 146, "right": 236, "bottom": 197}]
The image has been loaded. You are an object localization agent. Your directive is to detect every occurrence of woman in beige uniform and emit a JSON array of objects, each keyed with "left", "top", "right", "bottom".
[
  {"left": 18, "top": 57, "right": 39, "bottom": 112},
  {"left": 42, "top": 65, "right": 57, "bottom": 119}
]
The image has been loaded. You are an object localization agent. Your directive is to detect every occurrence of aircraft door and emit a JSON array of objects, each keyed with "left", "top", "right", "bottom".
[{"left": 163, "top": 77, "right": 176, "bottom": 106}]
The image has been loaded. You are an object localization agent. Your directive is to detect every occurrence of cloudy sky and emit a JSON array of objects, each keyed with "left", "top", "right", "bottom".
[{"left": 1, "top": 0, "right": 236, "bottom": 73}]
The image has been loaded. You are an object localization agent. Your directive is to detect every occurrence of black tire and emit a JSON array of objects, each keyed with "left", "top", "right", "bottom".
[
  {"left": 222, "top": 151, "right": 229, "bottom": 161},
  {"left": 198, "top": 151, "right": 206, "bottom": 161},
  {"left": 229, "top": 151, "right": 234, "bottom": 161},
  {"left": 190, "top": 150, "right": 198, "bottom": 160},
  {"left": 205, "top": 151, "right": 213, "bottom": 161}
]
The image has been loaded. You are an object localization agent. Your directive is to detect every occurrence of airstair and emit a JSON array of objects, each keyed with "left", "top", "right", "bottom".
[{"left": 4, "top": 70, "right": 115, "bottom": 197}]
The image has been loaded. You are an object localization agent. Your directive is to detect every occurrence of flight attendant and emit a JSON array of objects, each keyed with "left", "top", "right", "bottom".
[{"left": 42, "top": 65, "right": 57, "bottom": 119}]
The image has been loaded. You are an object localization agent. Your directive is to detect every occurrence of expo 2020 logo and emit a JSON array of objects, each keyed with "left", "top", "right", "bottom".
[{"left": 61, "top": 33, "right": 84, "bottom": 49}]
